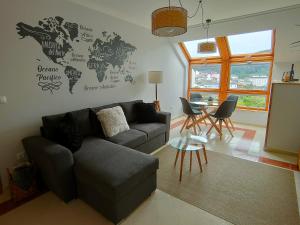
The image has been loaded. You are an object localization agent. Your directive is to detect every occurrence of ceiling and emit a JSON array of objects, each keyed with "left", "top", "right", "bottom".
[{"left": 68, "top": 0, "right": 300, "bottom": 29}]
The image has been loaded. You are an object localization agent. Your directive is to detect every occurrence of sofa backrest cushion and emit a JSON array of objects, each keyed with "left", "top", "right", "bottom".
[
  {"left": 71, "top": 109, "right": 94, "bottom": 137},
  {"left": 119, "top": 100, "right": 143, "bottom": 123},
  {"left": 42, "top": 108, "right": 93, "bottom": 140},
  {"left": 135, "top": 102, "right": 159, "bottom": 123},
  {"left": 42, "top": 113, "right": 65, "bottom": 140},
  {"left": 56, "top": 112, "right": 83, "bottom": 152}
]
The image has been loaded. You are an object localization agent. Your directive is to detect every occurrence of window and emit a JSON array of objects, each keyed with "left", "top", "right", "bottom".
[
  {"left": 227, "top": 30, "right": 272, "bottom": 55},
  {"left": 183, "top": 38, "right": 220, "bottom": 58},
  {"left": 191, "top": 64, "right": 221, "bottom": 89},
  {"left": 230, "top": 62, "right": 271, "bottom": 90},
  {"left": 180, "top": 30, "right": 275, "bottom": 111},
  {"left": 236, "top": 95, "right": 267, "bottom": 109}
]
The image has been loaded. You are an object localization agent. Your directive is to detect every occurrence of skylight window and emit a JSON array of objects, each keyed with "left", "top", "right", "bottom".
[
  {"left": 227, "top": 30, "right": 273, "bottom": 55},
  {"left": 183, "top": 38, "right": 220, "bottom": 58}
]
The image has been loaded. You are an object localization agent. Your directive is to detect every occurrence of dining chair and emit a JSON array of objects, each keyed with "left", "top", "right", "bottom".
[
  {"left": 179, "top": 97, "right": 203, "bottom": 134},
  {"left": 190, "top": 93, "right": 203, "bottom": 102},
  {"left": 189, "top": 93, "right": 208, "bottom": 126},
  {"left": 206, "top": 100, "right": 236, "bottom": 139},
  {"left": 226, "top": 95, "right": 239, "bottom": 131}
]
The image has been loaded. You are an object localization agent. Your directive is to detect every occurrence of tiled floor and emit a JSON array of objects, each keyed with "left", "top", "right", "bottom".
[{"left": 170, "top": 116, "right": 299, "bottom": 170}]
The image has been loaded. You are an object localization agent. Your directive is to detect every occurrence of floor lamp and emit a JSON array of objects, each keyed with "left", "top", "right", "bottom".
[{"left": 148, "top": 71, "right": 163, "bottom": 111}]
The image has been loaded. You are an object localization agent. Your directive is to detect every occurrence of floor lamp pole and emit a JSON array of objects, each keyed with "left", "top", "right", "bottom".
[
  {"left": 154, "top": 83, "right": 160, "bottom": 111},
  {"left": 155, "top": 83, "right": 158, "bottom": 101}
]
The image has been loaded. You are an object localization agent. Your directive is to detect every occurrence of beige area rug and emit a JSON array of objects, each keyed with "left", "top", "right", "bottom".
[{"left": 156, "top": 146, "right": 300, "bottom": 225}]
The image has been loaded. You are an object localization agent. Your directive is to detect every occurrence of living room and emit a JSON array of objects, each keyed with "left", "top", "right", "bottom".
[{"left": 1, "top": 0, "right": 300, "bottom": 224}]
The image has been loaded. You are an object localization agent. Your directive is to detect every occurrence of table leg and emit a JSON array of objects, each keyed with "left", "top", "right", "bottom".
[
  {"left": 179, "top": 150, "right": 186, "bottom": 182},
  {"left": 202, "top": 144, "right": 208, "bottom": 164},
  {"left": 203, "top": 108, "right": 221, "bottom": 135},
  {"left": 174, "top": 150, "right": 180, "bottom": 167},
  {"left": 195, "top": 151, "right": 203, "bottom": 172},
  {"left": 189, "top": 151, "right": 192, "bottom": 172}
]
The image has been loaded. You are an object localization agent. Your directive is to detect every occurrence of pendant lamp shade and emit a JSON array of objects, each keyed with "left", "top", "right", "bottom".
[
  {"left": 152, "top": 7, "right": 187, "bottom": 37},
  {"left": 198, "top": 41, "right": 217, "bottom": 53}
]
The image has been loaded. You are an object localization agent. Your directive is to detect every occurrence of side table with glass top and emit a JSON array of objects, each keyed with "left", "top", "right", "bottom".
[{"left": 169, "top": 134, "right": 208, "bottom": 182}]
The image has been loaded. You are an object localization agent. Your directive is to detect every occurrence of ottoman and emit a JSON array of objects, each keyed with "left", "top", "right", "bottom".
[{"left": 74, "top": 138, "right": 159, "bottom": 224}]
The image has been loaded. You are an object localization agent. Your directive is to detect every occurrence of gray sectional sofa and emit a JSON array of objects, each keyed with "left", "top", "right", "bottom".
[{"left": 22, "top": 100, "right": 171, "bottom": 224}]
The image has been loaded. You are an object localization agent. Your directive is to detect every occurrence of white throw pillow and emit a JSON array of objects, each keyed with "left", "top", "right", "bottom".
[{"left": 96, "top": 106, "right": 129, "bottom": 137}]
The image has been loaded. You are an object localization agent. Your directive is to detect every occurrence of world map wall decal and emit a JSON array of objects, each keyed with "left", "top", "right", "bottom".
[{"left": 16, "top": 16, "right": 137, "bottom": 94}]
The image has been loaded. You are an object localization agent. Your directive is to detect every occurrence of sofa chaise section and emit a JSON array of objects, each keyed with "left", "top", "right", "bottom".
[{"left": 74, "top": 138, "right": 158, "bottom": 224}]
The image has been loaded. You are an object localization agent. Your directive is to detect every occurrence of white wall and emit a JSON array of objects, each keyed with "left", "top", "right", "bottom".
[{"left": 0, "top": 0, "right": 185, "bottom": 187}]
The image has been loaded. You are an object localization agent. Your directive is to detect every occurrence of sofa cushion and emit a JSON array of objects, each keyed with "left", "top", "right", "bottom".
[
  {"left": 42, "top": 108, "right": 93, "bottom": 140},
  {"left": 130, "top": 123, "right": 167, "bottom": 140},
  {"left": 42, "top": 109, "right": 93, "bottom": 141},
  {"left": 90, "top": 103, "right": 120, "bottom": 137},
  {"left": 97, "top": 106, "right": 129, "bottom": 137},
  {"left": 119, "top": 100, "right": 143, "bottom": 123},
  {"left": 57, "top": 112, "right": 82, "bottom": 152},
  {"left": 71, "top": 109, "right": 94, "bottom": 137},
  {"left": 89, "top": 109, "right": 104, "bottom": 138},
  {"left": 74, "top": 138, "right": 158, "bottom": 200},
  {"left": 106, "top": 129, "right": 147, "bottom": 148},
  {"left": 42, "top": 113, "right": 65, "bottom": 140},
  {"left": 135, "top": 102, "right": 159, "bottom": 123}
]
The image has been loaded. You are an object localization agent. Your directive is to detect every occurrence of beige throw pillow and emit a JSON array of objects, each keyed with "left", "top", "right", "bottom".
[{"left": 96, "top": 106, "right": 129, "bottom": 137}]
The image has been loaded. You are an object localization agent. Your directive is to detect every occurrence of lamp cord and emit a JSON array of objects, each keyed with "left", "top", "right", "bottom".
[{"left": 178, "top": 0, "right": 202, "bottom": 19}]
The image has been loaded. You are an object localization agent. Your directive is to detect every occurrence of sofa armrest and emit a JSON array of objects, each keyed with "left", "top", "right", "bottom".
[
  {"left": 22, "top": 136, "right": 76, "bottom": 202},
  {"left": 157, "top": 111, "right": 171, "bottom": 142}
]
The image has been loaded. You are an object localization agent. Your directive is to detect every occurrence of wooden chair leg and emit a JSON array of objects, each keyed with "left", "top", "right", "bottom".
[
  {"left": 219, "top": 120, "right": 223, "bottom": 140},
  {"left": 195, "top": 116, "right": 202, "bottom": 132},
  {"left": 228, "top": 118, "right": 235, "bottom": 131},
  {"left": 206, "top": 118, "right": 218, "bottom": 135},
  {"left": 203, "top": 116, "right": 208, "bottom": 126},
  {"left": 224, "top": 119, "right": 234, "bottom": 137},
  {"left": 189, "top": 151, "right": 192, "bottom": 172},
  {"left": 202, "top": 144, "right": 208, "bottom": 164},
  {"left": 191, "top": 116, "right": 197, "bottom": 135},
  {"left": 195, "top": 150, "right": 203, "bottom": 172},
  {"left": 180, "top": 116, "right": 189, "bottom": 133}
]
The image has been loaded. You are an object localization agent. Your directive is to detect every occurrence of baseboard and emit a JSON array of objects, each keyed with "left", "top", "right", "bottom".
[
  {"left": 151, "top": 144, "right": 167, "bottom": 156},
  {"left": 231, "top": 120, "right": 267, "bottom": 128},
  {"left": 265, "top": 148, "right": 298, "bottom": 156}
]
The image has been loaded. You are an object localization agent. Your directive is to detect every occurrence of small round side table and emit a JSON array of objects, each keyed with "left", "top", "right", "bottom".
[{"left": 169, "top": 134, "right": 208, "bottom": 182}]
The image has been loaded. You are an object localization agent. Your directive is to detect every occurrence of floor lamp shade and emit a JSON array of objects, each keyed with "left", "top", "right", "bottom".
[
  {"left": 148, "top": 71, "right": 163, "bottom": 111},
  {"left": 148, "top": 71, "right": 163, "bottom": 84}
]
